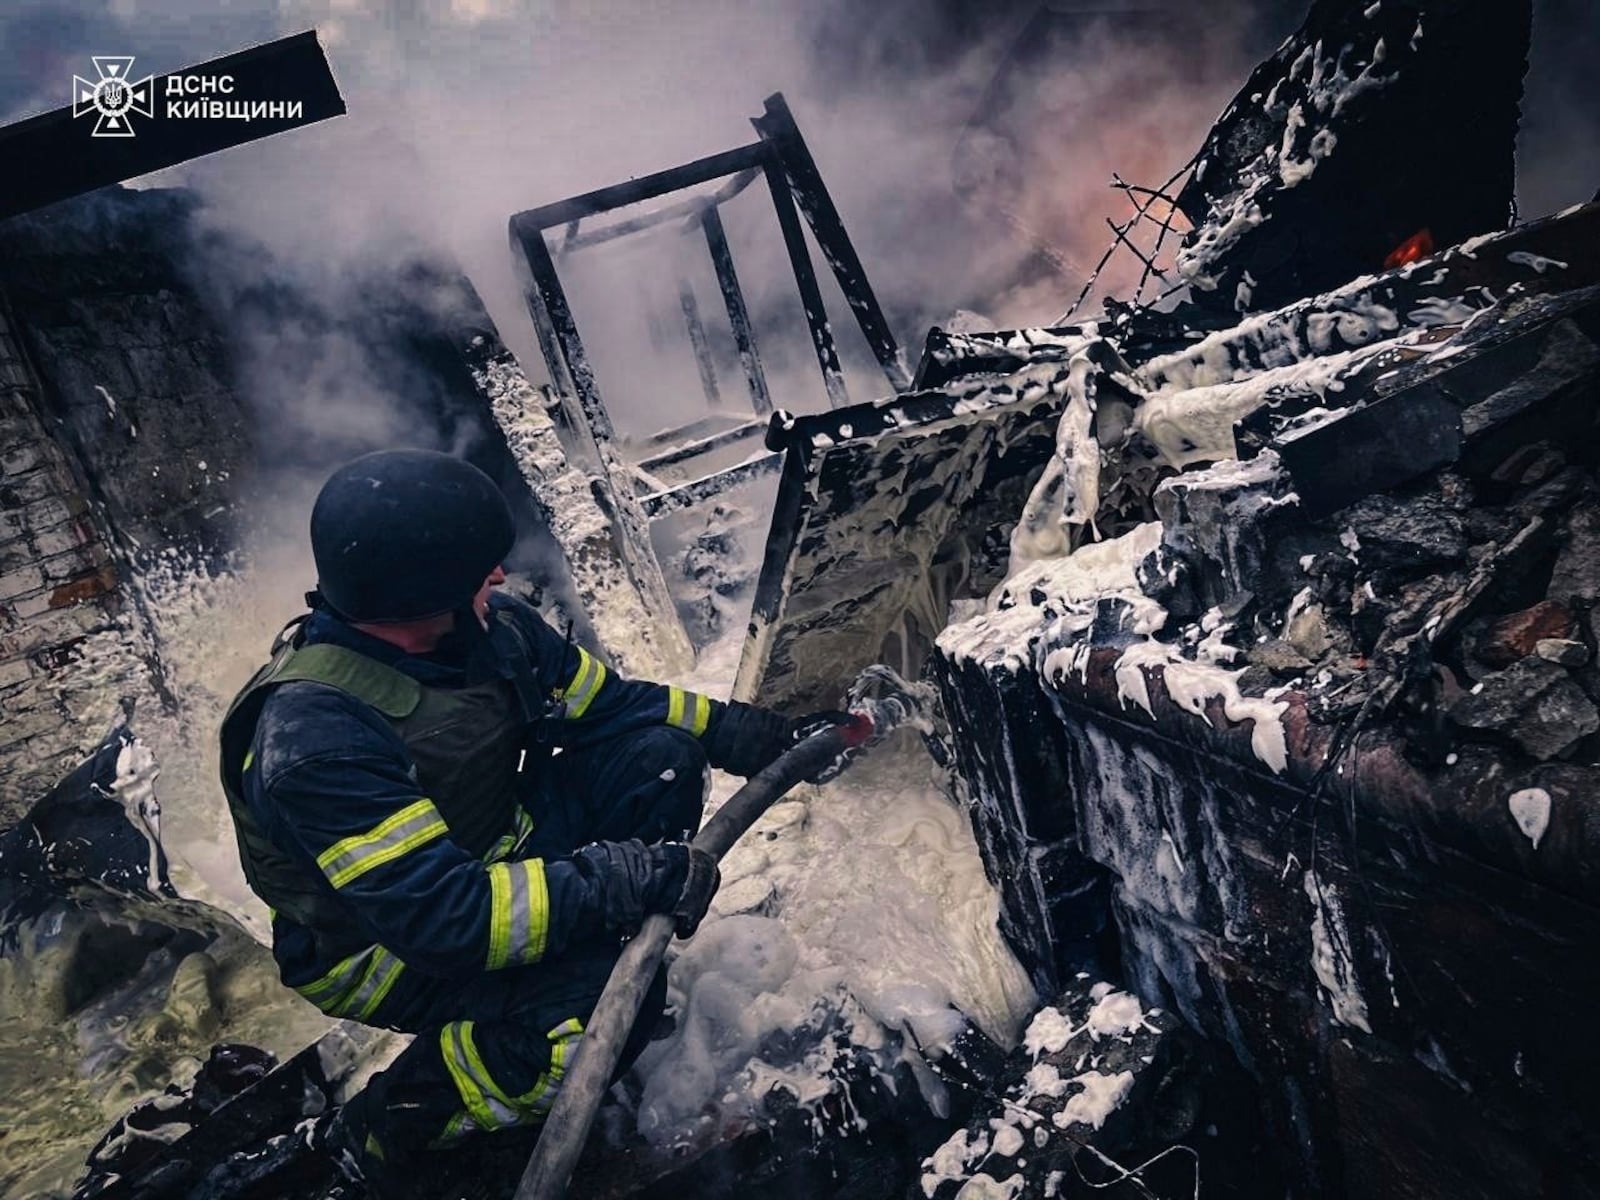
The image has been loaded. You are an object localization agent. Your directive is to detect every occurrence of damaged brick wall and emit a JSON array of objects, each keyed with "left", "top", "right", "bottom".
[
  {"left": 0, "top": 189, "right": 253, "bottom": 554},
  {"left": 0, "top": 299, "right": 151, "bottom": 825}
]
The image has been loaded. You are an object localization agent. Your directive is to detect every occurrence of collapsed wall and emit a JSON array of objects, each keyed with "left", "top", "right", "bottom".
[
  {"left": 930, "top": 202, "right": 1600, "bottom": 1197},
  {"left": 0, "top": 269, "right": 154, "bottom": 823}
]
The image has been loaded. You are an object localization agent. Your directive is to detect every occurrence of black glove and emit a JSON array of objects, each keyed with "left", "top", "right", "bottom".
[
  {"left": 703, "top": 702, "right": 857, "bottom": 778},
  {"left": 573, "top": 839, "right": 719, "bottom": 938},
  {"left": 672, "top": 846, "right": 720, "bottom": 939}
]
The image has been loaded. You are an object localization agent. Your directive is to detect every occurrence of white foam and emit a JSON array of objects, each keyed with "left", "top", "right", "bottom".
[
  {"left": 1507, "top": 788, "right": 1552, "bottom": 849},
  {"left": 1304, "top": 870, "right": 1372, "bottom": 1032},
  {"left": 1053, "top": 1070, "right": 1134, "bottom": 1130}
]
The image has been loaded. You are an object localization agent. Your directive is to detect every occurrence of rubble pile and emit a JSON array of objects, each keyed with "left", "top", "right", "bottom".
[
  {"left": 918, "top": 980, "right": 1204, "bottom": 1200},
  {"left": 917, "top": 3, "right": 1600, "bottom": 1186},
  {"left": 925, "top": 202, "right": 1600, "bottom": 1198}
]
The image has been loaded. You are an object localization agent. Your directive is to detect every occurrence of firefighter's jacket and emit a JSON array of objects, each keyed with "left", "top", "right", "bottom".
[{"left": 219, "top": 593, "right": 740, "bottom": 1021}]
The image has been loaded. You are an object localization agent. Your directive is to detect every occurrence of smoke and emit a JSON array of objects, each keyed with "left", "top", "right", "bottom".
[
  {"left": 0, "top": 2, "right": 1276, "bottom": 428},
  {"left": 4, "top": 0, "right": 1591, "bottom": 447}
]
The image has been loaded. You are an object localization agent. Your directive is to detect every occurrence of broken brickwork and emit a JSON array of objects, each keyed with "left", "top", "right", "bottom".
[{"left": 0, "top": 299, "right": 148, "bottom": 825}]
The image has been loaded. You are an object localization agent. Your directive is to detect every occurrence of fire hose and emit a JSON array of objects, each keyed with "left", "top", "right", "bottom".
[{"left": 514, "top": 666, "right": 928, "bottom": 1200}]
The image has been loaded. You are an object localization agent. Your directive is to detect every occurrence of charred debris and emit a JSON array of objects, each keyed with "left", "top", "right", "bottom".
[{"left": 3, "top": 0, "right": 1599, "bottom": 1196}]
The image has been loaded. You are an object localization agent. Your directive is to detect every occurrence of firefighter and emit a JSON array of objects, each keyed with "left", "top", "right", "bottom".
[{"left": 219, "top": 448, "right": 841, "bottom": 1187}]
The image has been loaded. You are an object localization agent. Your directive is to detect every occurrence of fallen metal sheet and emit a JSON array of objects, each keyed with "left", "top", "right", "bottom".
[{"left": 733, "top": 372, "right": 1068, "bottom": 712}]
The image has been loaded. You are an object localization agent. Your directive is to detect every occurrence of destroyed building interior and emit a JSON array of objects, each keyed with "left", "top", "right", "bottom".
[{"left": 1, "top": 0, "right": 1597, "bottom": 1197}]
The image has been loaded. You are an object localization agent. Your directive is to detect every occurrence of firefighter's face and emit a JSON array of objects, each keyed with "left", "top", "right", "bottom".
[{"left": 473, "top": 565, "right": 507, "bottom": 626}]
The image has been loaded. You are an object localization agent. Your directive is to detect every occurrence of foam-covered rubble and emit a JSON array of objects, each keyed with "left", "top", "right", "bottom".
[{"left": 918, "top": 980, "right": 1182, "bottom": 1199}]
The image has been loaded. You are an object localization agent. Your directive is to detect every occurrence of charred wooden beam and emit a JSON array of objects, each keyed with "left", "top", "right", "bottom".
[
  {"left": 511, "top": 142, "right": 769, "bottom": 233},
  {"left": 752, "top": 93, "right": 911, "bottom": 393},
  {"left": 509, "top": 220, "right": 694, "bottom": 673},
  {"left": 559, "top": 194, "right": 708, "bottom": 255},
  {"left": 641, "top": 453, "right": 781, "bottom": 518},
  {"left": 1274, "top": 383, "right": 1464, "bottom": 520},
  {"left": 700, "top": 203, "right": 773, "bottom": 417},
  {"left": 636, "top": 417, "right": 765, "bottom": 474},
  {"left": 0, "top": 31, "right": 345, "bottom": 221},
  {"left": 678, "top": 278, "right": 723, "bottom": 409},
  {"left": 623, "top": 412, "right": 748, "bottom": 452},
  {"left": 512, "top": 223, "right": 616, "bottom": 444},
  {"left": 557, "top": 169, "right": 761, "bottom": 255},
  {"left": 760, "top": 156, "right": 849, "bottom": 409}
]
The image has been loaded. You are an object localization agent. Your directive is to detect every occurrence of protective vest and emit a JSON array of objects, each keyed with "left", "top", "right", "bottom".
[{"left": 218, "top": 615, "right": 542, "bottom": 951}]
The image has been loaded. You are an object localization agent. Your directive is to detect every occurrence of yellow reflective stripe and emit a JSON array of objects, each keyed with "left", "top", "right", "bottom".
[
  {"left": 487, "top": 863, "right": 512, "bottom": 969},
  {"left": 666, "top": 687, "right": 712, "bottom": 737},
  {"left": 483, "top": 809, "right": 536, "bottom": 866},
  {"left": 438, "top": 1111, "right": 474, "bottom": 1145},
  {"left": 440, "top": 1021, "right": 519, "bottom": 1131},
  {"left": 316, "top": 799, "right": 448, "bottom": 889},
  {"left": 512, "top": 1019, "right": 586, "bottom": 1115},
  {"left": 292, "top": 944, "right": 405, "bottom": 1021},
  {"left": 558, "top": 647, "right": 607, "bottom": 719},
  {"left": 295, "top": 950, "right": 367, "bottom": 1004},
  {"left": 486, "top": 859, "right": 550, "bottom": 969},
  {"left": 437, "top": 1019, "right": 585, "bottom": 1137},
  {"left": 242, "top": 749, "right": 255, "bottom": 771},
  {"left": 340, "top": 948, "right": 405, "bottom": 1021}
]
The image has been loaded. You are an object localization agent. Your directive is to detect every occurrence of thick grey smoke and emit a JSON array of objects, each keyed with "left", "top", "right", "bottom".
[{"left": 1, "top": 0, "right": 1594, "bottom": 467}]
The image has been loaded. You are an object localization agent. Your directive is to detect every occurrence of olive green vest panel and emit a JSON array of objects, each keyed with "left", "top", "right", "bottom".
[{"left": 219, "top": 626, "right": 528, "bottom": 942}]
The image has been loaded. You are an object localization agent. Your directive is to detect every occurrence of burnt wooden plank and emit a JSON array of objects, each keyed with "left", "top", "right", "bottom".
[
  {"left": 753, "top": 94, "right": 910, "bottom": 393},
  {"left": 701, "top": 203, "right": 772, "bottom": 417},
  {"left": 510, "top": 143, "right": 769, "bottom": 234},
  {"left": 760, "top": 156, "right": 848, "bottom": 409}
]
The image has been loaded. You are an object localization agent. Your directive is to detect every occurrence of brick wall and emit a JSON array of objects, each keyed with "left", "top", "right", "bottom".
[{"left": 0, "top": 299, "right": 151, "bottom": 825}]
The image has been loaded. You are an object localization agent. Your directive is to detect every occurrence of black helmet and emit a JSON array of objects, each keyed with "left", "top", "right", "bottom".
[{"left": 310, "top": 449, "right": 515, "bottom": 623}]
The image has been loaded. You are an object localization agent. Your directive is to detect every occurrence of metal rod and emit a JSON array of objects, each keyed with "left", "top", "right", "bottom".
[
  {"left": 760, "top": 156, "right": 849, "bottom": 409},
  {"left": 700, "top": 203, "right": 772, "bottom": 417},
  {"left": 678, "top": 278, "right": 723, "bottom": 409},
  {"left": 752, "top": 93, "right": 911, "bottom": 393}
]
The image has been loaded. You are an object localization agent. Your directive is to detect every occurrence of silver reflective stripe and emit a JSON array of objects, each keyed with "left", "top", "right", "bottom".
[
  {"left": 440, "top": 1021, "right": 519, "bottom": 1131},
  {"left": 486, "top": 858, "right": 549, "bottom": 969},
  {"left": 316, "top": 799, "right": 448, "bottom": 889},
  {"left": 339, "top": 947, "right": 405, "bottom": 1021}
]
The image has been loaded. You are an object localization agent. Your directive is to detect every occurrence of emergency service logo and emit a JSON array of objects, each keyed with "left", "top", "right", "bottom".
[{"left": 72, "top": 57, "right": 155, "bottom": 138}]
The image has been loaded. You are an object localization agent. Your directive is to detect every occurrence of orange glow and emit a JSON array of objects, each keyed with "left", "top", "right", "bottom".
[{"left": 1384, "top": 228, "right": 1435, "bottom": 269}]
